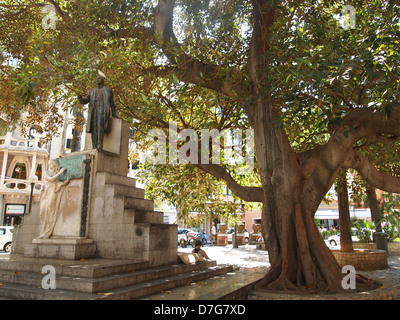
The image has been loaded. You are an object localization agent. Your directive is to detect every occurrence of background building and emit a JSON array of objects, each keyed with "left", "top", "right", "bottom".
[{"left": 0, "top": 125, "right": 48, "bottom": 225}]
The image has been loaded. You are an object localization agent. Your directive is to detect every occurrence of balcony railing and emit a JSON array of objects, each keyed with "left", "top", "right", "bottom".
[
  {"left": 1, "top": 178, "right": 44, "bottom": 193},
  {"left": 0, "top": 134, "right": 49, "bottom": 153}
]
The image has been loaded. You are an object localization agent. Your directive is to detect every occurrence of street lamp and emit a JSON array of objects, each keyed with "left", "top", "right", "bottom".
[{"left": 28, "top": 174, "right": 39, "bottom": 213}]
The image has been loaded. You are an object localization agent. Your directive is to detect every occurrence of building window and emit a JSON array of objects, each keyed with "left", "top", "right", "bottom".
[
  {"left": 12, "top": 163, "right": 27, "bottom": 180},
  {"left": 36, "top": 164, "right": 43, "bottom": 181}
]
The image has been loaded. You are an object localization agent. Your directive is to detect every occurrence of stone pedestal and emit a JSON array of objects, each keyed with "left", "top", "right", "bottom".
[
  {"left": 13, "top": 119, "right": 177, "bottom": 267},
  {"left": 27, "top": 237, "right": 96, "bottom": 260},
  {"left": 216, "top": 233, "right": 228, "bottom": 246},
  {"left": 233, "top": 234, "right": 246, "bottom": 246}
]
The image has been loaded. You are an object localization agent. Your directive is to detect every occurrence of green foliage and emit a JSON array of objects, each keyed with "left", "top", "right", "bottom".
[
  {"left": 382, "top": 213, "right": 400, "bottom": 242},
  {"left": 0, "top": 118, "right": 8, "bottom": 136},
  {"left": 351, "top": 219, "right": 376, "bottom": 243},
  {"left": 269, "top": 1, "right": 400, "bottom": 152},
  {"left": 378, "top": 192, "right": 400, "bottom": 242},
  {"left": 137, "top": 162, "right": 243, "bottom": 225},
  {"left": 1, "top": 0, "right": 400, "bottom": 223}
]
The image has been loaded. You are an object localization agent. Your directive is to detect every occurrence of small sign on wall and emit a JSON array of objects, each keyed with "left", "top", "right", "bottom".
[{"left": 5, "top": 204, "right": 26, "bottom": 216}]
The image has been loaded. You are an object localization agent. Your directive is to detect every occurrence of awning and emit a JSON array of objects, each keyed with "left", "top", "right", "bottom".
[{"left": 315, "top": 208, "right": 371, "bottom": 220}]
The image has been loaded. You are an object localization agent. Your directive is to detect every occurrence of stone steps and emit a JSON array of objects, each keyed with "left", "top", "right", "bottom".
[
  {"left": 124, "top": 197, "right": 155, "bottom": 211},
  {"left": 127, "top": 209, "right": 164, "bottom": 224},
  {"left": 95, "top": 171, "right": 137, "bottom": 188},
  {"left": 0, "top": 256, "right": 149, "bottom": 278},
  {"left": 0, "top": 258, "right": 234, "bottom": 300},
  {"left": 109, "top": 184, "right": 145, "bottom": 199},
  {"left": 0, "top": 260, "right": 216, "bottom": 293},
  {"left": 96, "top": 265, "right": 234, "bottom": 300}
]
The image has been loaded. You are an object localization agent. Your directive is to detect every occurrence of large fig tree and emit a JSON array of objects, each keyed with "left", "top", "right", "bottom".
[{"left": 1, "top": 0, "right": 400, "bottom": 293}]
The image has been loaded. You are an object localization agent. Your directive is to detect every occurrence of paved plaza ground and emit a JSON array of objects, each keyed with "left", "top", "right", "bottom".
[{"left": 148, "top": 242, "right": 400, "bottom": 300}]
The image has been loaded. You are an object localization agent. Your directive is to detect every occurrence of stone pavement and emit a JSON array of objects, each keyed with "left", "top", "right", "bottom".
[
  {"left": 362, "top": 255, "right": 400, "bottom": 299},
  {"left": 142, "top": 244, "right": 400, "bottom": 300},
  {"left": 141, "top": 244, "right": 270, "bottom": 300},
  {"left": 2, "top": 244, "right": 400, "bottom": 300}
]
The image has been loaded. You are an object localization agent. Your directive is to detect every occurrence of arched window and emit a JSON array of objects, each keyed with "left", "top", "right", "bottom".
[
  {"left": 36, "top": 164, "right": 42, "bottom": 181},
  {"left": 12, "top": 163, "right": 27, "bottom": 180}
]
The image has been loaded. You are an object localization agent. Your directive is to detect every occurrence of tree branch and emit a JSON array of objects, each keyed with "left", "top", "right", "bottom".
[
  {"left": 153, "top": 0, "right": 248, "bottom": 98},
  {"left": 343, "top": 150, "right": 400, "bottom": 194},
  {"left": 194, "top": 163, "right": 263, "bottom": 202},
  {"left": 301, "top": 106, "right": 400, "bottom": 213},
  {"left": 247, "top": 0, "right": 275, "bottom": 81}
]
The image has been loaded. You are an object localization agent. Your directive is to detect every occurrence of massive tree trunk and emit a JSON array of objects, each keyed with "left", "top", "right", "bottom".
[
  {"left": 251, "top": 100, "right": 345, "bottom": 293},
  {"left": 244, "top": 2, "right": 346, "bottom": 293}
]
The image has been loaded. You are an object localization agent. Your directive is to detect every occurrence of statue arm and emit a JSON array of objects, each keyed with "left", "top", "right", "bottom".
[
  {"left": 45, "top": 168, "right": 66, "bottom": 182},
  {"left": 78, "top": 92, "right": 90, "bottom": 104}
]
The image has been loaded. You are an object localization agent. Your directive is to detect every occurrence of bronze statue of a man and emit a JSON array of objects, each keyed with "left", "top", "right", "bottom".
[{"left": 78, "top": 76, "right": 118, "bottom": 150}]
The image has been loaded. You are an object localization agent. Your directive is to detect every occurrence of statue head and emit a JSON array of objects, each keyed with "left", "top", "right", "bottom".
[
  {"left": 48, "top": 159, "right": 59, "bottom": 174},
  {"left": 96, "top": 76, "right": 105, "bottom": 86}
]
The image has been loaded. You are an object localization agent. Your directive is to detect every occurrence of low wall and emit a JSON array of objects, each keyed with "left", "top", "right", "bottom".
[
  {"left": 353, "top": 242, "right": 400, "bottom": 256},
  {"left": 331, "top": 249, "right": 388, "bottom": 270},
  {"left": 248, "top": 277, "right": 397, "bottom": 300}
]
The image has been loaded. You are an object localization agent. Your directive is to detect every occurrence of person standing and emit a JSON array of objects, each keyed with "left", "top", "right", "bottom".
[{"left": 211, "top": 223, "right": 216, "bottom": 246}]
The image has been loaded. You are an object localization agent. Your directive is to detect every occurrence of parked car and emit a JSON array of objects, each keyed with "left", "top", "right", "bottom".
[
  {"left": 327, "top": 228, "right": 359, "bottom": 246},
  {"left": 0, "top": 226, "right": 13, "bottom": 253},
  {"left": 177, "top": 228, "right": 196, "bottom": 247},
  {"left": 226, "top": 228, "right": 249, "bottom": 244}
]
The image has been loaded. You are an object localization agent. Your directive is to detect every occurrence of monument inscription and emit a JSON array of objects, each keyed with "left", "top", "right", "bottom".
[{"left": 57, "top": 155, "right": 88, "bottom": 180}]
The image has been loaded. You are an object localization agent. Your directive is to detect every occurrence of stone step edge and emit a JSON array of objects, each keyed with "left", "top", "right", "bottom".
[
  {"left": 0, "top": 265, "right": 234, "bottom": 300},
  {"left": 0, "top": 261, "right": 217, "bottom": 293},
  {"left": 0, "top": 257, "right": 150, "bottom": 278},
  {"left": 97, "top": 265, "right": 235, "bottom": 300}
]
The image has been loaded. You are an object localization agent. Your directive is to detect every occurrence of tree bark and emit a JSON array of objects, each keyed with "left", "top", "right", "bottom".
[
  {"left": 366, "top": 185, "right": 382, "bottom": 232},
  {"left": 250, "top": 99, "right": 345, "bottom": 293},
  {"left": 336, "top": 169, "right": 353, "bottom": 252},
  {"left": 70, "top": 110, "right": 84, "bottom": 152}
]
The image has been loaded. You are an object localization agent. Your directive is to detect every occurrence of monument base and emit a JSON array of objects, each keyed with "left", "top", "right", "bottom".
[
  {"left": 11, "top": 119, "right": 177, "bottom": 267},
  {"left": 25, "top": 237, "right": 96, "bottom": 260}
]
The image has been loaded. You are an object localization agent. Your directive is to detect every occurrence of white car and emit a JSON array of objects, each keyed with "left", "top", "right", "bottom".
[
  {"left": 0, "top": 226, "right": 13, "bottom": 253},
  {"left": 327, "top": 228, "right": 359, "bottom": 246}
]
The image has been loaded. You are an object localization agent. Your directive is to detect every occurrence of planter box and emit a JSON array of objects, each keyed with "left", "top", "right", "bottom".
[
  {"left": 389, "top": 242, "right": 400, "bottom": 256},
  {"left": 353, "top": 242, "right": 400, "bottom": 256},
  {"left": 331, "top": 249, "right": 387, "bottom": 270}
]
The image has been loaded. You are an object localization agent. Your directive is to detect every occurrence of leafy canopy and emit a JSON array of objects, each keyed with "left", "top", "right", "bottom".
[{"left": 1, "top": 0, "right": 400, "bottom": 222}]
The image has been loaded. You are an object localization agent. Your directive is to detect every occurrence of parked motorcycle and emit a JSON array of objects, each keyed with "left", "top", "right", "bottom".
[
  {"left": 179, "top": 236, "right": 188, "bottom": 248},
  {"left": 193, "top": 231, "right": 207, "bottom": 247},
  {"left": 180, "top": 230, "right": 195, "bottom": 248}
]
